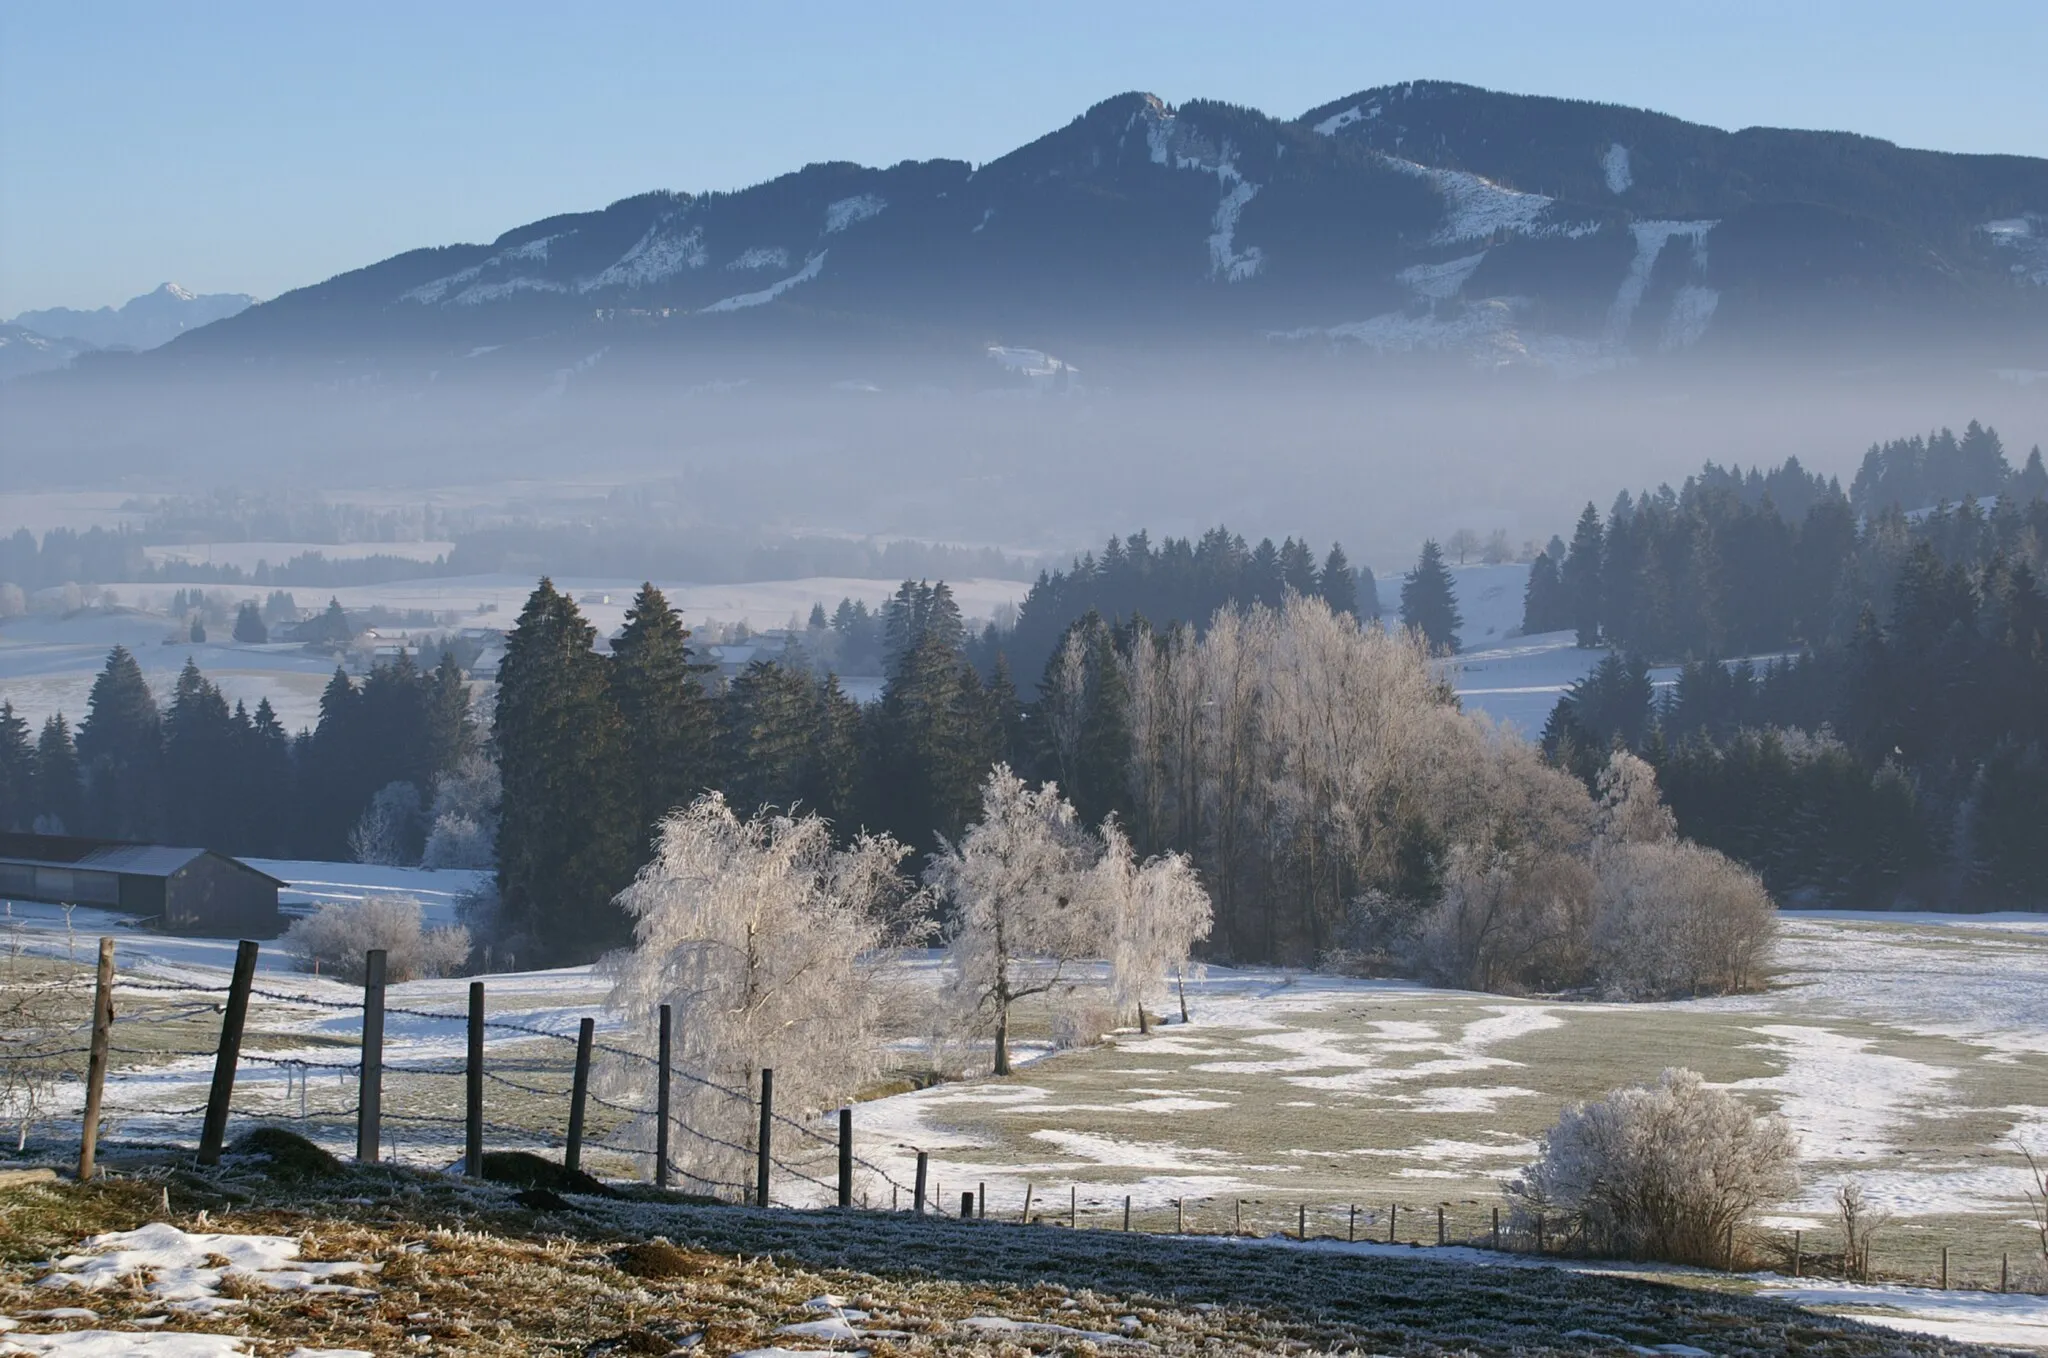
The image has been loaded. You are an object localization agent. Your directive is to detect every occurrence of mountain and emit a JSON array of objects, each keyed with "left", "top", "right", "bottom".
[
  {"left": 0, "top": 323, "right": 92, "bottom": 382},
  {"left": 11, "top": 282, "right": 256, "bottom": 352},
  {"left": 103, "top": 81, "right": 2048, "bottom": 381}
]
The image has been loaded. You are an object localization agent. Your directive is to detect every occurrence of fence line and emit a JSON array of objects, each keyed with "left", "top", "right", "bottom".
[{"left": 6, "top": 935, "right": 2044, "bottom": 1293}]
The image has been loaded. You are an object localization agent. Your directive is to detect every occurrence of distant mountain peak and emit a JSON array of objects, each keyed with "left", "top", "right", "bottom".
[{"left": 9, "top": 283, "right": 256, "bottom": 354}]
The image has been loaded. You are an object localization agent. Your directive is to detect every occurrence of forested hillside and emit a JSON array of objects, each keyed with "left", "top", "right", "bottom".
[{"left": 1533, "top": 421, "right": 2048, "bottom": 909}]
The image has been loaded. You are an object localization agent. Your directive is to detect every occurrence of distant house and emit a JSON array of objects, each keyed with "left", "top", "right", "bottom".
[{"left": 0, "top": 833, "right": 284, "bottom": 937}]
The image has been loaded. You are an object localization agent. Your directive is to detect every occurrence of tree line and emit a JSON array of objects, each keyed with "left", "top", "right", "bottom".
[
  {"left": 1542, "top": 504, "right": 2048, "bottom": 909},
  {"left": 0, "top": 647, "right": 476, "bottom": 862},
  {"left": 1522, "top": 421, "right": 2048, "bottom": 659}
]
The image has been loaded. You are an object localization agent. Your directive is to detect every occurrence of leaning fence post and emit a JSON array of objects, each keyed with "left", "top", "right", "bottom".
[
  {"left": 755, "top": 1067, "right": 774, "bottom": 1208},
  {"left": 1019, "top": 1182, "right": 1034, "bottom": 1224},
  {"left": 565, "top": 1016, "right": 594, "bottom": 1173},
  {"left": 78, "top": 937, "right": 115, "bottom": 1181},
  {"left": 465, "top": 980, "right": 484, "bottom": 1178},
  {"left": 198, "top": 940, "right": 259, "bottom": 1164},
  {"left": 356, "top": 949, "right": 386, "bottom": 1164},
  {"left": 654, "top": 1004, "right": 672, "bottom": 1189},
  {"left": 913, "top": 1151, "right": 928, "bottom": 1214}
]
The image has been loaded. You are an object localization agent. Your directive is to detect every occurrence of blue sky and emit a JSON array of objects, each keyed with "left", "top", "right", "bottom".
[{"left": 3, "top": 0, "right": 2044, "bottom": 316}]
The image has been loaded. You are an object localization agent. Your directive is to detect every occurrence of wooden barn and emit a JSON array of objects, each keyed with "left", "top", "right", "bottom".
[{"left": 0, "top": 832, "right": 284, "bottom": 937}]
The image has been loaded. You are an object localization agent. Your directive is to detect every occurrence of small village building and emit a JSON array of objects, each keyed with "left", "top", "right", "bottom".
[{"left": 0, "top": 832, "right": 283, "bottom": 937}]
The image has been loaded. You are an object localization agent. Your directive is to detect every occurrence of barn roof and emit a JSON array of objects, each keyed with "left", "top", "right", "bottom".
[{"left": 0, "top": 833, "right": 287, "bottom": 885}]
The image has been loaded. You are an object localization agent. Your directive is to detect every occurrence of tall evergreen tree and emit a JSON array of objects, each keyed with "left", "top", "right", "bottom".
[
  {"left": 609, "top": 583, "right": 715, "bottom": 838},
  {"left": 494, "top": 579, "right": 636, "bottom": 960},
  {"left": 1522, "top": 551, "right": 1566, "bottom": 633},
  {"left": 74, "top": 645, "right": 163, "bottom": 840},
  {"left": 0, "top": 702, "right": 32, "bottom": 831},
  {"left": 1562, "top": 503, "right": 1605, "bottom": 647},
  {"left": 1319, "top": 545, "right": 1359, "bottom": 618},
  {"left": 163, "top": 659, "right": 236, "bottom": 847},
  {"left": 1399, "top": 540, "right": 1463, "bottom": 654},
  {"left": 33, "top": 715, "right": 82, "bottom": 836},
  {"left": 232, "top": 602, "right": 268, "bottom": 644}
]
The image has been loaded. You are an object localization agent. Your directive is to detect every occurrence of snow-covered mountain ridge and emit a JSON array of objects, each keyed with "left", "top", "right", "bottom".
[{"left": 33, "top": 82, "right": 2048, "bottom": 382}]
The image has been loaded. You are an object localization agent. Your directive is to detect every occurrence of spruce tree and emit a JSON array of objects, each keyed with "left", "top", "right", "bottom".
[
  {"left": 421, "top": 651, "right": 475, "bottom": 784},
  {"left": 33, "top": 715, "right": 83, "bottom": 835},
  {"left": 163, "top": 659, "right": 235, "bottom": 847},
  {"left": 75, "top": 645, "right": 163, "bottom": 839},
  {"left": 2015, "top": 447, "right": 2048, "bottom": 503},
  {"left": 1562, "top": 503, "right": 1605, "bottom": 648},
  {"left": 1523, "top": 551, "right": 1565, "bottom": 633},
  {"left": 1398, "top": 540, "right": 1463, "bottom": 654},
  {"left": 494, "top": 579, "right": 636, "bottom": 960},
  {"left": 1319, "top": 545, "right": 1359, "bottom": 618},
  {"left": 244, "top": 699, "right": 295, "bottom": 856},
  {"left": 232, "top": 602, "right": 268, "bottom": 644},
  {"left": 1278, "top": 538, "right": 1319, "bottom": 598},
  {"left": 609, "top": 583, "right": 714, "bottom": 837},
  {"left": 0, "top": 702, "right": 31, "bottom": 831}
]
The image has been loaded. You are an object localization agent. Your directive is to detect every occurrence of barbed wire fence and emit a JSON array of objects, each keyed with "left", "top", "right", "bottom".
[{"left": 4, "top": 932, "right": 2046, "bottom": 1295}]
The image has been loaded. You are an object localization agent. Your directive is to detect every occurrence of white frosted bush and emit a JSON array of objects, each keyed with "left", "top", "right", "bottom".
[
  {"left": 1592, "top": 839, "right": 1776, "bottom": 999},
  {"left": 280, "top": 895, "right": 470, "bottom": 983},
  {"left": 1510, "top": 1067, "right": 1798, "bottom": 1266}
]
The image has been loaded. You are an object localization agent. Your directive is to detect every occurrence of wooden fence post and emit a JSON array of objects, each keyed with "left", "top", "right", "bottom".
[
  {"left": 1123, "top": 1195, "right": 1131, "bottom": 1231},
  {"left": 1298, "top": 1203, "right": 1307, "bottom": 1240},
  {"left": 1019, "top": 1182, "right": 1034, "bottom": 1224},
  {"left": 1070, "top": 1185, "right": 1077, "bottom": 1229},
  {"left": 654, "top": 1004, "right": 671, "bottom": 1189},
  {"left": 1492, "top": 1205, "right": 1501, "bottom": 1251},
  {"left": 77, "top": 938, "right": 114, "bottom": 1182},
  {"left": 1235, "top": 1199, "right": 1243, "bottom": 1234},
  {"left": 1793, "top": 1229, "right": 1802, "bottom": 1278},
  {"left": 978, "top": 1181, "right": 986, "bottom": 1218},
  {"left": 1940, "top": 1245, "right": 1948, "bottom": 1290},
  {"left": 465, "top": 980, "right": 484, "bottom": 1178},
  {"left": 960, "top": 1190, "right": 974, "bottom": 1218},
  {"left": 2001, "top": 1252, "right": 2008, "bottom": 1292},
  {"left": 1177, "top": 1198, "right": 1185, "bottom": 1234},
  {"left": 913, "top": 1151, "right": 928, "bottom": 1214},
  {"left": 1349, "top": 1204, "right": 1357, "bottom": 1242},
  {"left": 837, "top": 1107, "right": 853, "bottom": 1208},
  {"left": 565, "top": 1017, "right": 594, "bottom": 1173},
  {"left": 1388, "top": 1202, "right": 1398, "bottom": 1245},
  {"left": 755, "top": 1068, "right": 774, "bottom": 1208},
  {"left": 1438, "top": 1205, "right": 1446, "bottom": 1246},
  {"left": 356, "top": 949, "right": 386, "bottom": 1164},
  {"left": 197, "top": 940, "right": 259, "bottom": 1165}
]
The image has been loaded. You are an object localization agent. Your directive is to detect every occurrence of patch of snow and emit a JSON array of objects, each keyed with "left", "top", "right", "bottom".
[
  {"left": 1397, "top": 252, "right": 1487, "bottom": 301},
  {"left": 451, "top": 276, "right": 565, "bottom": 306},
  {"left": 725, "top": 246, "right": 790, "bottom": 272},
  {"left": 462, "top": 345, "right": 501, "bottom": 359},
  {"left": 1602, "top": 143, "right": 1633, "bottom": 195},
  {"left": 400, "top": 263, "right": 484, "bottom": 305},
  {"left": 1758, "top": 1278, "right": 2048, "bottom": 1350},
  {"left": 1661, "top": 285, "right": 1720, "bottom": 350},
  {"left": 986, "top": 346, "right": 1076, "bottom": 379},
  {"left": 1981, "top": 216, "right": 2048, "bottom": 284},
  {"left": 0, "top": 1335, "right": 254, "bottom": 1356},
  {"left": 1208, "top": 179, "right": 1265, "bottom": 281},
  {"left": 1379, "top": 156, "right": 1579, "bottom": 245},
  {"left": 1727, "top": 1024, "right": 1953, "bottom": 1164},
  {"left": 972, "top": 207, "right": 994, "bottom": 233},
  {"left": 580, "top": 223, "right": 706, "bottom": 292},
  {"left": 824, "top": 194, "right": 886, "bottom": 234},
  {"left": 1605, "top": 221, "right": 1714, "bottom": 345},
  {"left": 699, "top": 254, "right": 826, "bottom": 313},
  {"left": 1313, "top": 102, "right": 1381, "bottom": 136},
  {"left": 1272, "top": 298, "right": 1614, "bottom": 376},
  {"left": 36, "top": 1223, "right": 376, "bottom": 1312},
  {"left": 958, "top": 1316, "right": 1137, "bottom": 1344}
]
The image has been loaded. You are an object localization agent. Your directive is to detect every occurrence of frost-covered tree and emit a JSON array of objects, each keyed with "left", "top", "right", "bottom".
[
  {"left": 280, "top": 896, "right": 470, "bottom": 984},
  {"left": 604, "top": 795, "right": 918, "bottom": 1192},
  {"left": 926, "top": 765, "right": 1098, "bottom": 1075},
  {"left": 1087, "top": 819, "right": 1212, "bottom": 1030},
  {"left": 1595, "top": 750, "right": 1676, "bottom": 846},
  {"left": 1510, "top": 1067, "right": 1797, "bottom": 1266},
  {"left": 422, "top": 751, "right": 501, "bottom": 869},
  {"left": 348, "top": 780, "right": 423, "bottom": 866},
  {"left": 1591, "top": 838, "right": 1775, "bottom": 999}
]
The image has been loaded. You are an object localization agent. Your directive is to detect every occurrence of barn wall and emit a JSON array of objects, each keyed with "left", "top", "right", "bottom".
[{"left": 162, "top": 856, "right": 282, "bottom": 938}]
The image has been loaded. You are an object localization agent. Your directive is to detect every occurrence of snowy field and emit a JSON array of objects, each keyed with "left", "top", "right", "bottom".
[{"left": 7, "top": 883, "right": 2048, "bottom": 1347}]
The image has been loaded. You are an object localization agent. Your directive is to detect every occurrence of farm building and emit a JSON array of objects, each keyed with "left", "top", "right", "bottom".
[{"left": 0, "top": 832, "right": 283, "bottom": 937}]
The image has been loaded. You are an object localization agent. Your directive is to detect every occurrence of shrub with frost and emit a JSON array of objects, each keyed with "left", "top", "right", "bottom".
[
  {"left": 1510, "top": 1067, "right": 1797, "bottom": 1266},
  {"left": 603, "top": 793, "right": 919, "bottom": 1194},
  {"left": 348, "top": 781, "right": 424, "bottom": 866},
  {"left": 1592, "top": 838, "right": 1776, "bottom": 999},
  {"left": 422, "top": 752, "right": 500, "bottom": 869},
  {"left": 280, "top": 895, "right": 470, "bottom": 984}
]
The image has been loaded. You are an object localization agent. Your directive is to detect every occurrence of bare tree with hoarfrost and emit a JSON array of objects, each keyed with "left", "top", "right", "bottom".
[
  {"left": 603, "top": 793, "right": 917, "bottom": 1194},
  {"left": 1596, "top": 749, "right": 1676, "bottom": 845},
  {"left": 926, "top": 765, "right": 1097, "bottom": 1075},
  {"left": 1087, "top": 819, "right": 1212, "bottom": 1031},
  {"left": 422, "top": 750, "right": 500, "bottom": 869}
]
